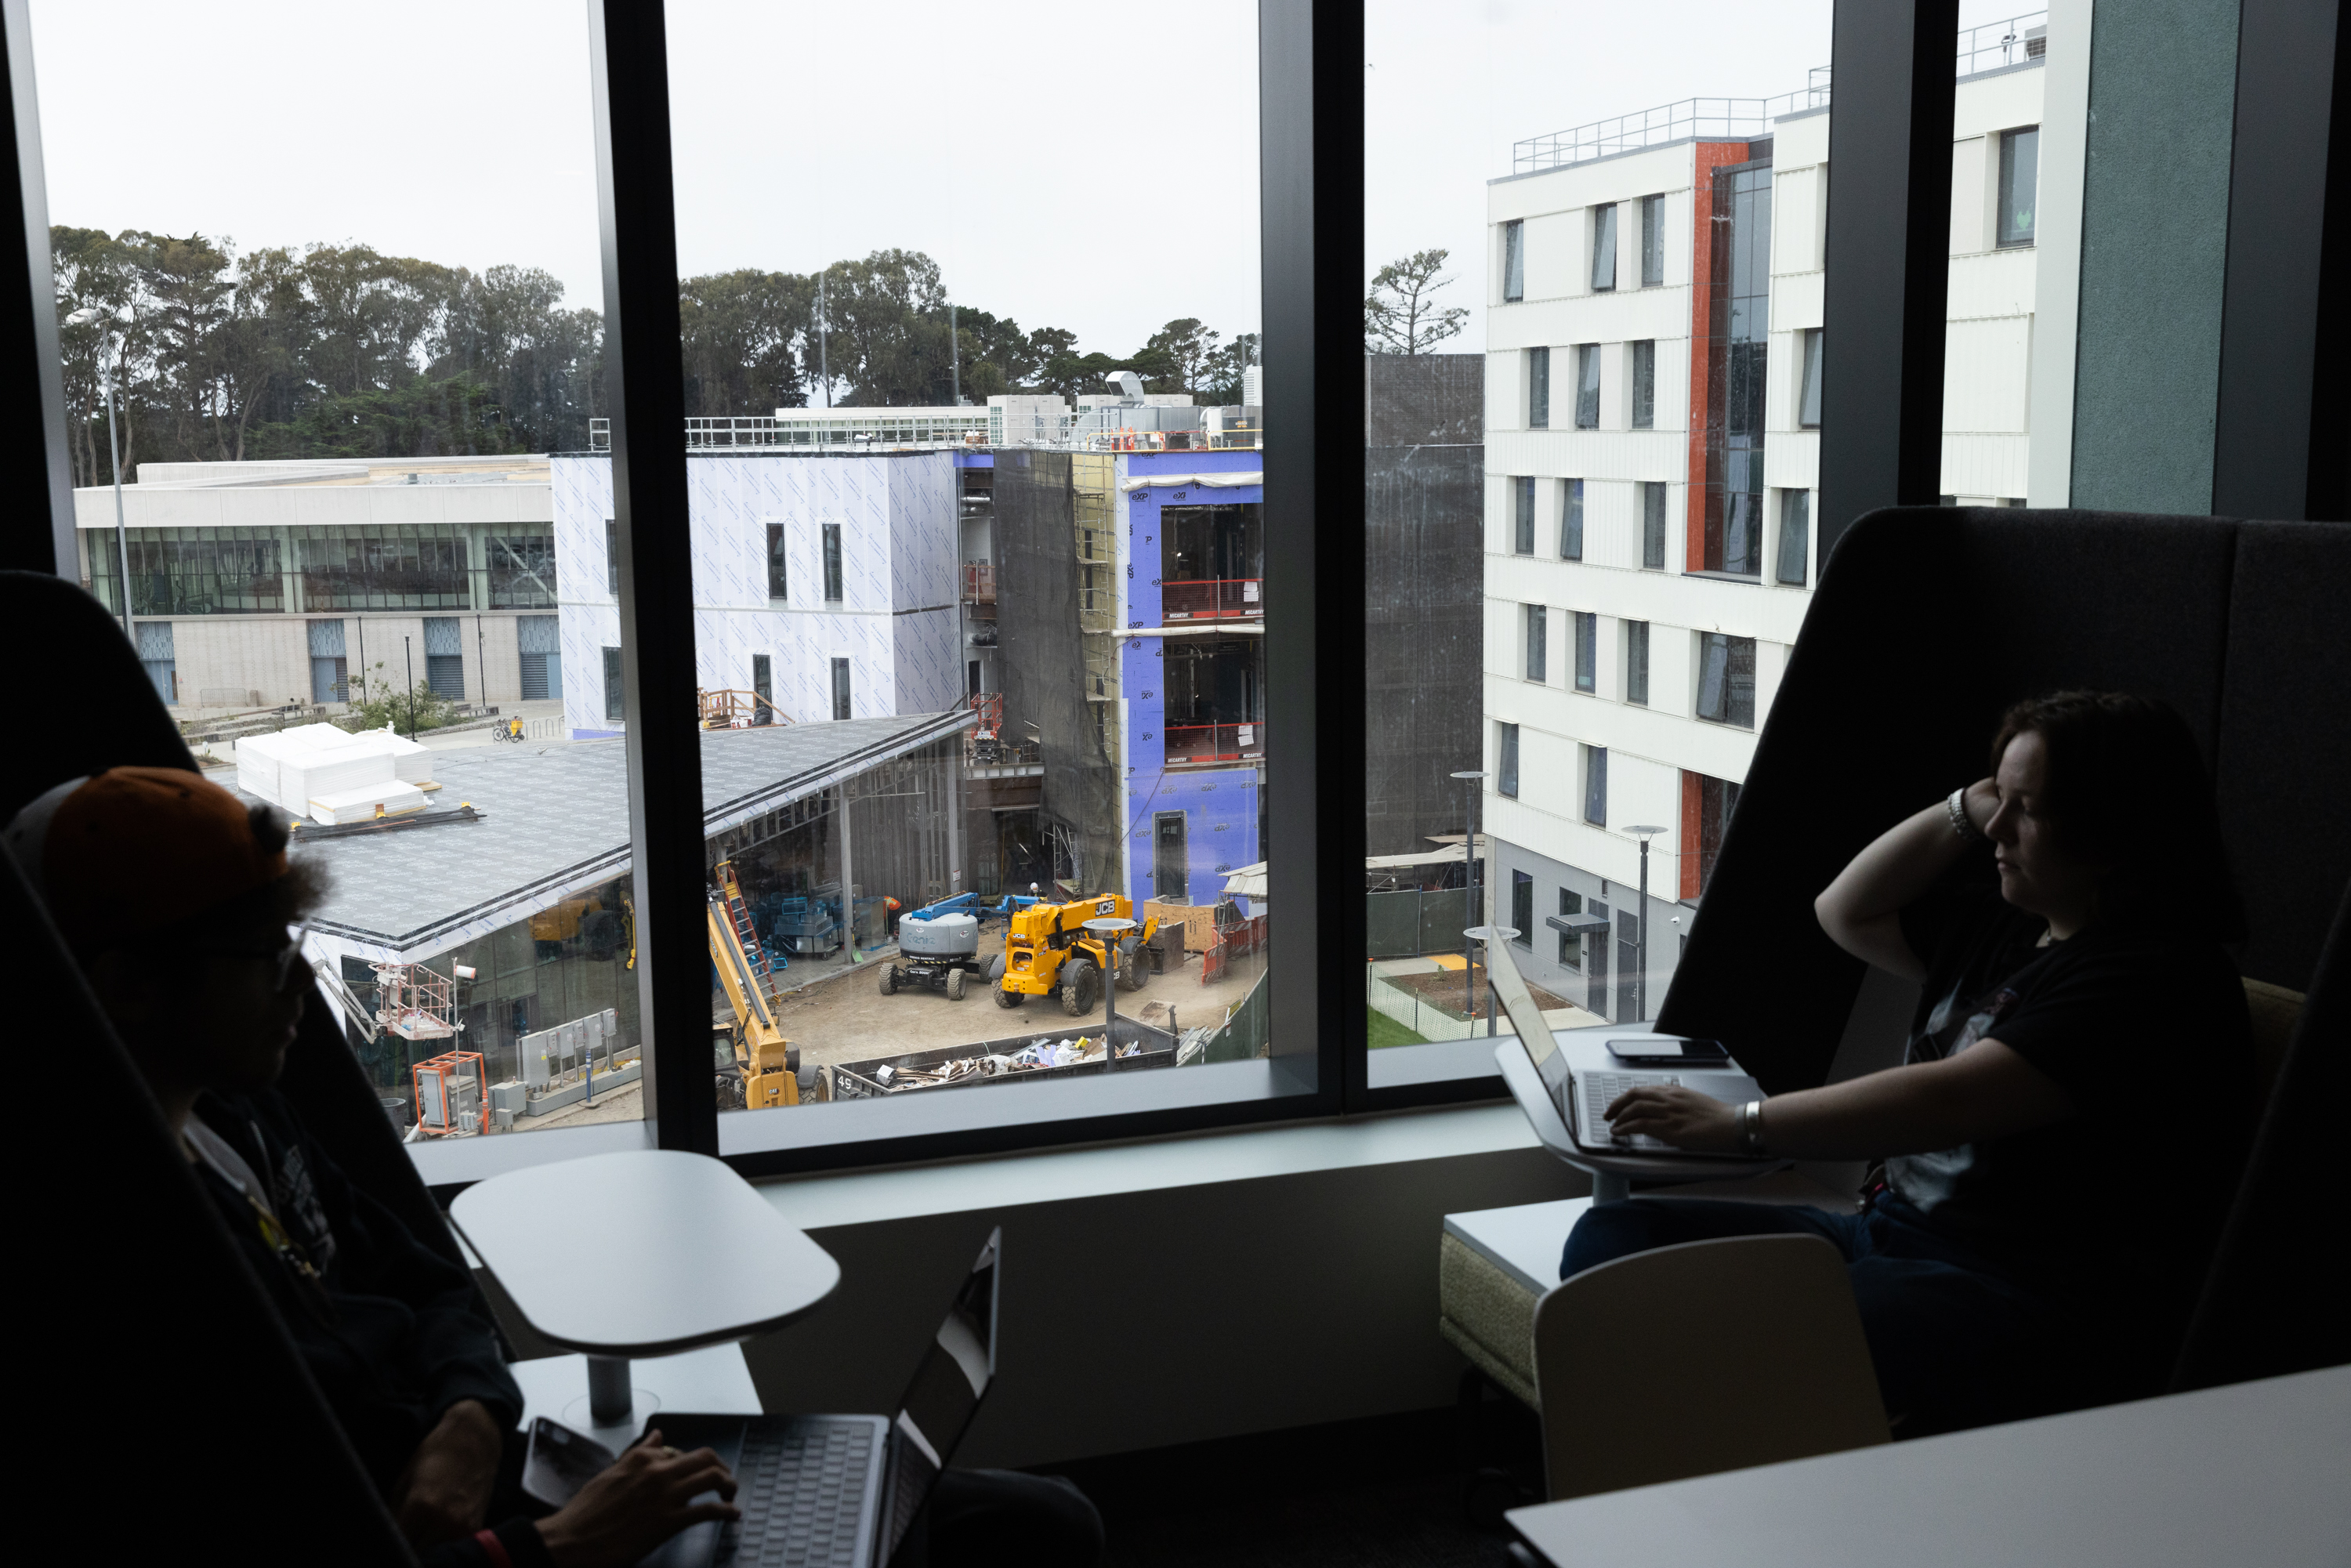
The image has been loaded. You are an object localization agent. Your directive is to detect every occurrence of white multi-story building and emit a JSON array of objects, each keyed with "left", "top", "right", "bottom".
[
  {"left": 1482, "top": 46, "right": 2047, "bottom": 1018},
  {"left": 549, "top": 451, "right": 965, "bottom": 737}
]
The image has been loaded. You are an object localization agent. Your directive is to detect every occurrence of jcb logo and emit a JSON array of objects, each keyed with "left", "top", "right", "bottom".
[{"left": 1096, "top": 900, "right": 1117, "bottom": 914}]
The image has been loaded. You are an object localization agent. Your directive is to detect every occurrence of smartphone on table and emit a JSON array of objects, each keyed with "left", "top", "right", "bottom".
[{"left": 1604, "top": 1036, "right": 1732, "bottom": 1067}]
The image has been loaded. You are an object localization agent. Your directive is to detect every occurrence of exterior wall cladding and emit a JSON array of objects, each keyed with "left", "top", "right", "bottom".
[
  {"left": 1117, "top": 451, "right": 1266, "bottom": 910},
  {"left": 1483, "top": 63, "right": 2045, "bottom": 1016},
  {"left": 551, "top": 451, "right": 962, "bottom": 738}
]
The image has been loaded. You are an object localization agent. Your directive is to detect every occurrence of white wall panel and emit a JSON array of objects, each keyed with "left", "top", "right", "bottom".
[{"left": 1944, "top": 316, "right": 2034, "bottom": 432}]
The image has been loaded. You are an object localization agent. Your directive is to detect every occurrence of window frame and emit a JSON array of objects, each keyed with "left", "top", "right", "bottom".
[
  {"left": 1631, "top": 339, "right": 1656, "bottom": 429},
  {"left": 1527, "top": 344, "right": 1550, "bottom": 429},
  {"left": 1590, "top": 202, "right": 1617, "bottom": 292},
  {"left": 24, "top": 5, "right": 2309, "bottom": 1171},
  {"left": 1640, "top": 481, "right": 1668, "bottom": 569},
  {"left": 1513, "top": 475, "right": 1536, "bottom": 556},
  {"left": 1523, "top": 603, "right": 1548, "bottom": 683},
  {"left": 1639, "top": 192, "right": 1665, "bottom": 287},
  {"left": 1581, "top": 743, "right": 1607, "bottom": 826},
  {"left": 1574, "top": 342, "right": 1601, "bottom": 429},
  {"left": 820, "top": 522, "right": 844, "bottom": 602},
  {"left": 1799, "top": 328, "right": 1824, "bottom": 429},
  {"left": 1625, "top": 618, "right": 1650, "bottom": 705},
  {"left": 765, "top": 522, "right": 788, "bottom": 600},
  {"left": 1497, "top": 721, "right": 1520, "bottom": 799},
  {"left": 1573, "top": 610, "right": 1596, "bottom": 693},
  {"left": 1996, "top": 125, "right": 2040, "bottom": 249},
  {"left": 1559, "top": 477, "right": 1584, "bottom": 560}
]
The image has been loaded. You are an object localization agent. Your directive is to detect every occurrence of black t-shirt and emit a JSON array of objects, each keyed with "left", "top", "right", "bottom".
[
  {"left": 1890, "top": 879, "right": 2254, "bottom": 1306},
  {"left": 190, "top": 1088, "right": 523, "bottom": 1490}
]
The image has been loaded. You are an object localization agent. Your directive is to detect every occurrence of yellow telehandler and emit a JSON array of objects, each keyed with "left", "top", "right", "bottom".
[{"left": 990, "top": 892, "right": 1158, "bottom": 1015}]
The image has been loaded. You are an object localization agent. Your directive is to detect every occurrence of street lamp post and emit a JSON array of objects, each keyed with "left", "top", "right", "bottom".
[
  {"left": 66, "top": 306, "right": 137, "bottom": 643},
  {"left": 1624, "top": 824, "right": 1668, "bottom": 1023},
  {"left": 1450, "top": 770, "right": 1488, "bottom": 1028},
  {"left": 1082, "top": 917, "right": 1138, "bottom": 1070}
]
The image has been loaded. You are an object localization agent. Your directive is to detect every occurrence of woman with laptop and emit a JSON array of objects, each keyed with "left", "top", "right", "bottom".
[{"left": 1562, "top": 691, "right": 2254, "bottom": 1435}]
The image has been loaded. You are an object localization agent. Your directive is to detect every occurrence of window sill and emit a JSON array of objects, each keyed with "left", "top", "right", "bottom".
[
  {"left": 1682, "top": 569, "right": 1766, "bottom": 584},
  {"left": 751, "top": 1098, "right": 1534, "bottom": 1231}
]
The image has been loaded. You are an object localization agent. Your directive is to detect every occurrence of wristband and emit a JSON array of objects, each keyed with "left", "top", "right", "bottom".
[
  {"left": 473, "top": 1529, "right": 515, "bottom": 1568},
  {"left": 1947, "top": 787, "right": 1985, "bottom": 842}
]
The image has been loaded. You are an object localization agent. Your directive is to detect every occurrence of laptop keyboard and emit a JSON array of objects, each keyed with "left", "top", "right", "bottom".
[
  {"left": 1579, "top": 1071, "right": 1681, "bottom": 1151},
  {"left": 714, "top": 1418, "right": 875, "bottom": 1568}
]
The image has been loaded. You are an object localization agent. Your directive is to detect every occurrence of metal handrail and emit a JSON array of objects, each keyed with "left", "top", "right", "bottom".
[
  {"left": 1160, "top": 578, "right": 1264, "bottom": 621},
  {"left": 1512, "top": 11, "right": 2046, "bottom": 174}
]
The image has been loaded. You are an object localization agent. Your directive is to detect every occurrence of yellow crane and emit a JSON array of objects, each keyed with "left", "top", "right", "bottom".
[{"left": 708, "top": 859, "right": 801, "bottom": 1108}]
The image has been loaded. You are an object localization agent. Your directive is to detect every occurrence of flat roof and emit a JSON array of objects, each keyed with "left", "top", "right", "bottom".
[{"left": 280, "top": 710, "right": 970, "bottom": 962}]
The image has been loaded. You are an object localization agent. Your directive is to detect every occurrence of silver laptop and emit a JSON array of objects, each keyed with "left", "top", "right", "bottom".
[
  {"left": 1481, "top": 938, "right": 1760, "bottom": 1160},
  {"left": 642, "top": 1228, "right": 1001, "bottom": 1568}
]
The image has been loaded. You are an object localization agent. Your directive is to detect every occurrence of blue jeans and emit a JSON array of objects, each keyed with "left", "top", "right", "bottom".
[{"left": 1561, "top": 1197, "right": 2135, "bottom": 1435}]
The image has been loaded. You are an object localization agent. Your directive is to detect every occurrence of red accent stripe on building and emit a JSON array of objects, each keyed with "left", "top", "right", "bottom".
[
  {"left": 1686, "top": 141, "right": 1749, "bottom": 574},
  {"left": 1679, "top": 769, "right": 1703, "bottom": 902}
]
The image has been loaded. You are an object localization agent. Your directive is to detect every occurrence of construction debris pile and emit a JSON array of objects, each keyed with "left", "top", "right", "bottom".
[{"left": 871, "top": 1035, "right": 1144, "bottom": 1091}]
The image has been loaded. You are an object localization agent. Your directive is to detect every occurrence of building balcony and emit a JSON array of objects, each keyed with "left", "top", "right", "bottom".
[
  {"left": 1161, "top": 578, "right": 1262, "bottom": 624},
  {"left": 1165, "top": 721, "right": 1266, "bottom": 766}
]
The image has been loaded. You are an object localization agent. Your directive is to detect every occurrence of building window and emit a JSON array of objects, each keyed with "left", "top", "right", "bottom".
[
  {"left": 1799, "top": 328, "right": 1824, "bottom": 429},
  {"left": 1574, "top": 611, "right": 1596, "bottom": 693},
  {"left": 1557, "top": 888, "right": 1585, "bottom": 969},
  {"left": 751, "top": 652, "right": 773, "bottom": 724},
  {"left": 605, "top": 519, "right": 619, "bottom": 595},
  {"left": 1511, "top": 871, "right": 1534, "bottom": 947},
  {"left": 1639, "top": 193, "right": 1665, "bottom": 286},
  {"left": 602, "top": 646, "right": 625, "bottom": 722},
  {"left": 1498, "top": 722, "right": 1520, "bottom": 798},
  {"left": 423, "top": 617, "right": 465, "bottom": 699},
  {"left": 1502, "top": 219, "right": 1525, "bottom": 301},
  {"left": 831, "top": 656, "right": 852, "bottom": 720},
  {"left": 1631, "top": 340, "right": 1656, "bottom": 428},
  {"left": 1559, "top": 478, "right": 1585, "bottom": 560},
  {"left": 1776, "top": 491, "right": 1810, "bottom": 585},
  {"left": 822, "top": 523, "right": 844, "bottom": 601},
  {"left": 1695, "top": 632, "right": 1756, "bottom": 728},
  {"left": 1574, "top": 343, "right": 1601, "bottom": 429},
  {"left": 1625, "top": 620, "right": 1650, "bottom": 705},
  {"left": 1582, "top": 744, "right": 1608, "bottom": 826},
  {"left": 1697, "top": 773, "right": 1742, "bottom": 895},
  {"left": 1527, "top": 345, "right": 1550, "bottom": 429},
  {"left": 765, "top": 523, "right": 788, "bottom": 599},
  {"left": 1998, "top": 126, "right": 2040, "bottom": 248},
  {"left": 1704, "top": 162, "right": 1771, "bottom": 577},
  {"left": 1524, "top": 603, "right": 1548, "bottom": 683},
  {"left": 1513, "top": 476, "right": 1536, "bottom": 555},
  {"left": 1590, "top": 202, "right": 1617, "bottom": 292},
  {"left": 1641, "top": 482, "right": 1668, "bottom": 569}
]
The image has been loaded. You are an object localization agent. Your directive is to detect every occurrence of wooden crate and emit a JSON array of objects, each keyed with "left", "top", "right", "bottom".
[{"left": 1146, "top": 900, "right": 1222, "bottom": 953}]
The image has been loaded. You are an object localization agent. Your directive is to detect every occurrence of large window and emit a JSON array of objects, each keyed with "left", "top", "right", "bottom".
[
  {"left": 1696, "top": 632, "right": 1757, "bottom": 728},
  {"left": 1998, "top": 126, "right": 2041, "bottom": 248},
  {"left": 1704, "top": 159, "right": 1771, "bottom": 576},
  {"left": 1639, "top": 193, "right": 1665, "bottom": 286},
  {"left": 1528, "top": 346, "right": 1550, "bottom": 429}
]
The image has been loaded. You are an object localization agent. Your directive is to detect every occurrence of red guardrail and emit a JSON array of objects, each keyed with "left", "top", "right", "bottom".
[
  {"left": 1161, "top": 578, "right": 1262, "bottom": 621},
  {"left": 1165, "top": 721, "right": 1266, "bottom": 764}
]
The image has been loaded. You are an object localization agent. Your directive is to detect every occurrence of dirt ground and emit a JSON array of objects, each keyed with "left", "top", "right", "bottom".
[
  {"left": 767, "top": 925, "right": 1267, "bottom": 1069},
  {"left": 1383, "top": 963, "right": 1572, "bottom": 1023}
]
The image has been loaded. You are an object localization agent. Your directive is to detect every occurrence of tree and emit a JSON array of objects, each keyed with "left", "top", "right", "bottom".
[
  {"left": 678, "top": 267, "right": 813, "bottom": 415},
  {"left": 1143, "top": 317, "right": 1220, "bottom": 396},
  {"left": 1364, "top": 248, "right": 1469, "bottom": 355},
  {"left": 1198, "top": 331, "right": 1260, "bottom": 404}
]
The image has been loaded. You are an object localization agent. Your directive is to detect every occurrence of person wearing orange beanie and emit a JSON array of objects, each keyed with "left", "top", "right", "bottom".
[{"left": 5, "top": 769, "right": 737, "bottom": 1568}]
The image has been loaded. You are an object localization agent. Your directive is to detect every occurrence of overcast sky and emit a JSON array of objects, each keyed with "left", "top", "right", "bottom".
[{"left": 31, "top": 0, "right": 2027, "bottom": 357}]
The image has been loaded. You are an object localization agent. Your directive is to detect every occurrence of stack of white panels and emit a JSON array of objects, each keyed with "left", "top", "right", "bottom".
[
  {"left": 234, "top": 723, "right": 434, "bottom": 818},
  {"left": 307, "top": 781, "right": 428, "bottom": 824}
]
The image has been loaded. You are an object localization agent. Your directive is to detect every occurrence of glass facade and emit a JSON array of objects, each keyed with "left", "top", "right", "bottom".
[{"left": 1704, "top": 161, "right": 1772, "bottom": 576}]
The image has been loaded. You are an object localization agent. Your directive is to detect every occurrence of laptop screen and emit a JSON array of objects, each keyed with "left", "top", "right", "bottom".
[
  {"left": 1483, "top": 935, "right": 1561, "bottom": 1069},
  {"left": 880, "top": 1229, "right": 1000, "bottom": 1561}
]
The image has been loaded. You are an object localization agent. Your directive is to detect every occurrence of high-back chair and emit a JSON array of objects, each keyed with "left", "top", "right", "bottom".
[
  {"left": 5, "top": 570, "right": 450, "bottom": 1562},
  {"left": 1531, "top": 1234, "right": 1889, "bottom": 1501}
]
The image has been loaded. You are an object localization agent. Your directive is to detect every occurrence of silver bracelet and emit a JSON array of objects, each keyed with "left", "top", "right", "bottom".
[
  {"left": 1739, "top": 1099, "right": 1768, "bottom": 1156},
  {"left": 1947, "top": 787, "right": 1985, "bottom": 842}
]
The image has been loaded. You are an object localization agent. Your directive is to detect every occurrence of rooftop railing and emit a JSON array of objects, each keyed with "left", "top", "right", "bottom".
[{"left": 1512, "top": 11, "right": 2047, "bottom": 174}]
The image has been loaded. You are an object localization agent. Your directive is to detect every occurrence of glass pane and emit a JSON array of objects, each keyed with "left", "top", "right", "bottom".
[
  {"left": 33, "top": 1, "right": 641, "bottom": 1160},
  {"left": 1365, "top": 0, "right": 1838, "bottom": 1077},
  {"left": 647, "top": 3, "right": 1280, "bottom": 1157}
]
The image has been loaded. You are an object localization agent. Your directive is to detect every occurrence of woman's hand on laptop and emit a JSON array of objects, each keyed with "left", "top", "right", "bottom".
[
  {"left": 1604, "top": 1084, "right": 1739, "bottom": 1152},
  {"left": 535, "top": 1428, "right": 740, "bottom": 1568}
]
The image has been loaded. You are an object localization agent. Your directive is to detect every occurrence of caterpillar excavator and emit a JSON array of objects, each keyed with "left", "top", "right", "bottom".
[
  {"left": 990, "top": 891, "right": 1159, "bottom": 1016},
  {"left": 708, "top": 859, "right": 803, "bottom": 1107}
]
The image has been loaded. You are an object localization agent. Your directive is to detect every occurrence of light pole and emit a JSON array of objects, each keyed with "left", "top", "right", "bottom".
[
  {"left": 65, "top": 305, "right": 137, "bottom": 643},
  {"left": 1450, "top": 769, "right": 1488, "bottom": 1027},
  {"left": 1624, "top": 824, "right": 1668, "bottom": 1022},
  {"left": 1082, "top": 916, "right": 1138, "bottom": 1069},
  {"left": 1462, "top": 925, "right": 1521, "bottom": 1036}
]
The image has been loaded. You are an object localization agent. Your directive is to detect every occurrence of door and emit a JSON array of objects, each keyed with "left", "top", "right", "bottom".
[
  {"left": 136, "top": 621, "right": 177, "bottom": 705},
  {"left": 752, "top": 654, "right": 773, "bottom": 724},
  {"left": 424, "top": 617, "right": 465, "bottom": 699},
  {"left": 310, "top": 657, "right": 348, "bottom": 704},
  {"left": 1585, "top": 899, "right": 1610, "bottom": 1016},
  {"left": 1153, "top": 811, "right": 1188, "bottom": 900}
]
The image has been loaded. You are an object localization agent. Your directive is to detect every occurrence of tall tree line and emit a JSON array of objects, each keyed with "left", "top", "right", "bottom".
[{"left": 53, "top": 227, "right": 1257, "bottom": 482}]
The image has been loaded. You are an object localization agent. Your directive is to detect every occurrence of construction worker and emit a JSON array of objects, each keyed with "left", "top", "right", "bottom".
[
  {"left": 5, "top": 769, "right": 738, "bottom": 1567},
  {"left": 884, "top": 893, "right": 903, "bottom": 938}
]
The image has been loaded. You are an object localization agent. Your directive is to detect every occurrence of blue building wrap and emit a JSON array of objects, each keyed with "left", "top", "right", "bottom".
[{"left": 1116, "top": 451, "right": 1265, "bottom": 911}]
